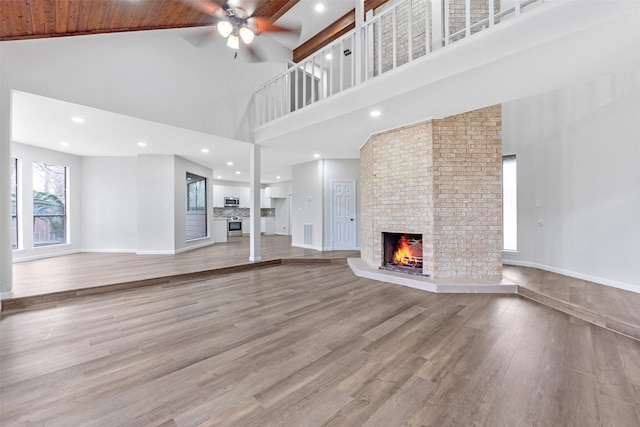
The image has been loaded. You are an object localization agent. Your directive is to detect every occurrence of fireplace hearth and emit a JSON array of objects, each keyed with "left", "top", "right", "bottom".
[{"left": 381, "top": 233, "right": 426, "bottom": 276}]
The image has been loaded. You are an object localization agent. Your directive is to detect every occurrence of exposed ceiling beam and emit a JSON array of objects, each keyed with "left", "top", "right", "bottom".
[{"left": 292, "top": 0, "right": 390, "bottom": 63}]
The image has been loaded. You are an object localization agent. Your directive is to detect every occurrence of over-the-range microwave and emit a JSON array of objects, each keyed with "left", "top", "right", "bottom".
[{"left": 224, "top": 196, "right": 240, "bottom": 207}]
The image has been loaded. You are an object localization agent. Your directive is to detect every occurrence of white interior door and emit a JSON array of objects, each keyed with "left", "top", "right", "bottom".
[{"left": 332, "top": 181, "right": 356, "bottom": 250}]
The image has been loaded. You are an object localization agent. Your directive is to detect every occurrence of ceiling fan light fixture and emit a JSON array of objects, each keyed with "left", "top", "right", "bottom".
[
  {"left": 217, "top": 20, "right": 233, "bottom": 38},
  {"left": 226, "top": 34, "right": 240, "bottom": 49},
  {"left": 239, "top": 26, "right": 254, "bottom": 44}
]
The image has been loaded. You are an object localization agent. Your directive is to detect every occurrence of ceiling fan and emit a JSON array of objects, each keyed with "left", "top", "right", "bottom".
[{"left": 183, "top": 0, "right": 301, "bottom": 60}]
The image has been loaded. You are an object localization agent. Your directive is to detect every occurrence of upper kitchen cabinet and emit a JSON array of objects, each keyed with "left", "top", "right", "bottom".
[
  {"left": 212, "top": 185, "right": 225, "bottom": 207},
  {"left": 267, "top": 185, "right": 288, "bottom": 199},
  {"left": 237, "top": 187, "right": 250, "bottom": 207},
  {"left": 213, "top": 185, "right": 250, "bottom": 207},
  {"left": 261, "top": 188, "right": 271, "bottom": 208}
]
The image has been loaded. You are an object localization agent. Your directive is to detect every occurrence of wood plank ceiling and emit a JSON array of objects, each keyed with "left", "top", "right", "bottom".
[
  {"left": 0, "top": 0, "right": 391, "bottom": 63},
  {"left": 0, "top": 0, "right": 298, "bottom": 41}
]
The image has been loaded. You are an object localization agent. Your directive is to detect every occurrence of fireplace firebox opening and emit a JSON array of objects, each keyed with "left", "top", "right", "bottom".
[{"left": 381, "top": 232, "right": 426, "bottom": 276}]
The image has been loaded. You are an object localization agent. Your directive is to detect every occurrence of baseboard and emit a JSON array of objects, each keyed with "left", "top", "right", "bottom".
[
  {"left": 81, "top": 248, "right": 137, "bottom": 254},
  {"left": 503, "top": 259, "right": 640, "bottom": 294},
  {"left": 291, "top": 243, "right": 323, "bottom": 251},
  {"left": 136, "top": 250, "right": 177, "bottom": 255},
  {"left": 175, "top": 240, "right": 216, "bottom": 254},
  {"left": 12, "top": 249, "right": 81, "bottom": 263}
]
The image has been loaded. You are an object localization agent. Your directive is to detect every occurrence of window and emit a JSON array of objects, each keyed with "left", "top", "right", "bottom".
[
  {"left": 186, "top": 173, "right": 207, "bottom": 240},
  {"left": 33, "top": 161, "right": 67, "bottom": 247},
  {"left": 503, "top": 154, "right": 517, "bottom": 251},
  {"left": 10, "top": 158, "right": 18, "bottom": 249}
]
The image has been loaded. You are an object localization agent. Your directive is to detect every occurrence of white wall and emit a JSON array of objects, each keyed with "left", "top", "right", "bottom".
[
  {"left": 11, "top": 143, "right": 83, "bottom": 262},
  {"left": 81, "top": 157, "right": 138, "bottom": 252},
  {"left": 291, "top": 161, "right": 324, "bottom": 250},
  {"left": 323, "top": 159, "right": 360, "bottom": 250},
  {"left": 0, "top": 84, "right": 12, "bottom": 299},
  {"left": 137, "top": 154, "right": 175, "bottom": 254},
  {"left": 0, "top": 28, "right": 291, "bottom": 142},
  {"left": 503, "top": 70, "right": 640, "bottom": 293},
  {"left": 174, "top": 156, "right": 214, "bottom": 252},
  {"left": 291, "top": 160, "right": 360, "bottom": 250},
  {"left": 268, "top": 181, "right": 292, "bottom": 235}
]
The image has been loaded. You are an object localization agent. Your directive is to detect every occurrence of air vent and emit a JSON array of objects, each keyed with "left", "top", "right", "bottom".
[{"left": 304, "top": 224, "right": 313, "bottom": 245}]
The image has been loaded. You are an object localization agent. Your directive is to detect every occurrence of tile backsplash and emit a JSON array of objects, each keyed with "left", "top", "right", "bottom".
[{"left": 213, "top": 207, "right": 275, "bottom": 218}]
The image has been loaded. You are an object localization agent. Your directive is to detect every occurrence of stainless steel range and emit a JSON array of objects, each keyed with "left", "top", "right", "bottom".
[{"left": 227, "top": 217, "right": 242, "bottom": 237}]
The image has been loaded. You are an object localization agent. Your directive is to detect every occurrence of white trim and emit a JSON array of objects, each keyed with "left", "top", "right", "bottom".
[
  {"left": 1, "top": 291, "right": 14, "bottom": 300},
  {"left": 136, "top": 250, "right": 176, "bottom": 255},
  {"left": 175, "top": 240, "right": 216, "bottom": 254},
  {"left": 81, "top": 248, "right": 137, "bottom": 254},
  {"left": 330, "top": 179, "right": 358, "bottom": 251},
  {"left": 503, "top": 260, "right": 640, "bottom": 294},
  {"left": 349, "top": 258, "right": 517, "bottom": 294},
  {"left": 12, "top": 248, "right": 81, "bottom": 262},
  {"left": 291, "top": 243, "right": 323, "bottom": 251}
]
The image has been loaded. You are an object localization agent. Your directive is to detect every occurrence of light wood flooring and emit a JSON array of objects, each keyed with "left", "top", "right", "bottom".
[
  {"left": 8, "top": 235, "right": 640, "bottom": 341},
  {"left": 10, "top": 236, "right": 359, "bottom": 298},
  {"left": 2, "top": 261, "right": 640, "bottom": 426}
]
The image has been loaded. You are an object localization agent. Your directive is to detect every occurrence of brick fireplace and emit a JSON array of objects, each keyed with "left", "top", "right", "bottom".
[{"left": 359, "top": 105, "right": 503, "bottom": 280}]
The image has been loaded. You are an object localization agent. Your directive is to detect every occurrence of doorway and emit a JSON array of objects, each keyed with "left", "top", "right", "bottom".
[{"left": 332, "top": 180, "right": 356, "bottom": 250}]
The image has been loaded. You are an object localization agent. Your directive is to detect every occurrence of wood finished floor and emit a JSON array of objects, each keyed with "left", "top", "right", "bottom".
[
  {"left": 10, "top": 236, "right": 640, "bottom": 341},
  {"left": 10, "top": 236, "right": 360, "bottom": 298},
  {"left": 2, "top": 262, "right": 640, "bottom": 426}
]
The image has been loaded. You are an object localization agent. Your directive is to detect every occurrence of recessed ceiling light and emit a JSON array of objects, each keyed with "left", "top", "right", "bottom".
[
  {"left": 315, "top": 3, "right": 325, "bottom": 12},
  {"left": 71, "top": 117, "right": 85, "bottom": 123},
  {"left": 313, "top": 153, "right": 320, "bottom": 158},
  {"left": 276, "top": 176, "right": 281, "bottom": 179},
  {"left": 325, "top": 53, "right": 332, "bottom": 60},
  {"left": 216, "top": 175, "right": 222, "bottom": 179},
  {"left": 235, "top": 171, "right": 241, "bottom": 175},
  {"left": 59, "top": 141, "right": 70, "bottom": 147},
  {"left": 137, "top": 142, "right": 147, "bottom": 147},
  {"left": 201, "top": 148, "right": 210, "bottom": 153},
  {"left": 227, "top": 161, "right": 234, "bottom": 166},
  {"left": 370, "top": 110, "right": 381, "bottom": 117}
]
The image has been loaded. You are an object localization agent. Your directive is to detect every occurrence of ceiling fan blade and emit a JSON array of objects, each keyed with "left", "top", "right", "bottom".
[
  {"left": 244, "top": 44, "right": 265, "bottom": 63},
  {"left": 249, "top": 17, "right": 301, "bottom": 37},
  {"left": 229, "top": 0, "right": 257, "bottom": 17},
  {"left": 181, "top": 0, "right": 225, "bottom": 17},
  {"left": 181, "top": 26, "right": 220, "bottom": 47}
]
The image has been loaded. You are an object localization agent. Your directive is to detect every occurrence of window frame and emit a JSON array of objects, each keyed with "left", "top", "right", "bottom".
[
  {"left": 185, "top": 173, "right": 207, "bottom": 240},
  {"left": 32, "top": 161, "right": 68, "bottom": 247},
  {"left": 502, "top": 154, "right": 518, "bottom": 252},
  {"left": 10, "top": 157, "right": 18, "bottom": 250}
]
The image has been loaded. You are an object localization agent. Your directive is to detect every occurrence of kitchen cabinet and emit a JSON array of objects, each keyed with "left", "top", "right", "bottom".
[
  {"left": 238, "top": 187, "right": 251, "bottom": 207},
  {"left": 213, "top": 185, "right": 251, "bottom": 207},
  {"left": 260, "top": 188, "right": 271, "bottom": 208},
  {"left": 212, "top": 185, "right": 225, "bottom": 207},
  {"left": 267, "top": 185, "right": 288, "bottom": 199},
  {"left": 213, "top": 218, "right": 228, "bottom": 242},
  {"left": 241, "top": 217, "right": 250, "bottom": 235},
  {"left": 260, "top": 217, "right": 276, "bottom": 235}
]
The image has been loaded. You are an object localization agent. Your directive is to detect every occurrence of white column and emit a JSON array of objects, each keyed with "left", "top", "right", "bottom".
[
  {"left": 0, "top": 86, "right": 13, "bottom": 301},
  {"left": 354, "top": 0, "right": 365, "bottom": 85},
  {"left": 249, "top": 143, "right": 261, "bottom": 261},
  {"left": 432, "top": 0, "right": 444, "bottom": 51}
]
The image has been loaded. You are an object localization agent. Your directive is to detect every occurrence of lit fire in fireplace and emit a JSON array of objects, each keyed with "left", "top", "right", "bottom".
[{"left": 393, "top": 235, "right": 423, "bottom": 268}]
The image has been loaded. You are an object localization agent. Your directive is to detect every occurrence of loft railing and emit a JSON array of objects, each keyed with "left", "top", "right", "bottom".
[{"left": 254, "top": 0, "right": 547, "bottom": 128}]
